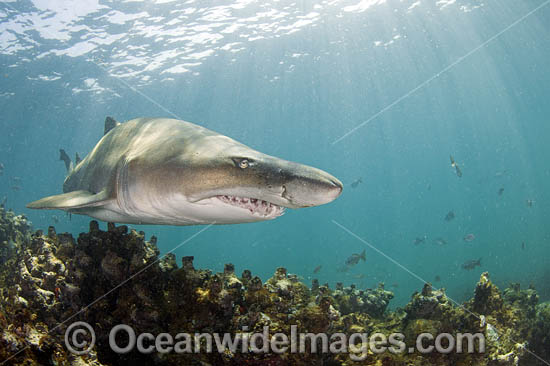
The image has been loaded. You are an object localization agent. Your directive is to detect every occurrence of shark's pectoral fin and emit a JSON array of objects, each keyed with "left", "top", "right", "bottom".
[{"left": 26, "top": 190, "right": 112, "bottom": 210}]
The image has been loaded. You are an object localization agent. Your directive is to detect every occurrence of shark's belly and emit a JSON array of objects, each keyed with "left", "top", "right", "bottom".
[{"left": 72, "top": 203, "right": 198, "bottom": 226}]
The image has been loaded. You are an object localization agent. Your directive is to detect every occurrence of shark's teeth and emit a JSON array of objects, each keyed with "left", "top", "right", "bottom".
[{"left": 216, "top": 195, "right": 284, "bottom": 217}]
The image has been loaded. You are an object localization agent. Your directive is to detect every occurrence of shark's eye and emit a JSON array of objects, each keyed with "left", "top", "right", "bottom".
[
  {"left": 239, "top": 159, "right": 249, "bottom": 169},
  {"left": 232, "top": 157, "right": 253, "bottom": 169}
]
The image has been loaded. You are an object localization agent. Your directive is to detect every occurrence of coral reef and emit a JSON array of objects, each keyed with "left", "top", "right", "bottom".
[
  {"left": 0, "top": 207, "right": 31, "bottom": 265},
  {"left": 0, "top": 205, "right": 549, "bottom": 365},
  {"left": 332, "top": 282, "right": 393, "bottom": 318}
]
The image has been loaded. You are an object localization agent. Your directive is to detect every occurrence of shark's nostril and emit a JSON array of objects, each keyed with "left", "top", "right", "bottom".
[{"left": 332, "top": 178, "right": 343, "bottom": 189}]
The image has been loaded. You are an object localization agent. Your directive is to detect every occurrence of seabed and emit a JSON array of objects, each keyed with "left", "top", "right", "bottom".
[{"left": 1, "top": 205, "right": 549, "bottom": 366}]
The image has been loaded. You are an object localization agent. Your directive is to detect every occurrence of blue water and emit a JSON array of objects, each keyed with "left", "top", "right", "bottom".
[{"left": 1, "top": 0, "right": 549, "bottom": 307}]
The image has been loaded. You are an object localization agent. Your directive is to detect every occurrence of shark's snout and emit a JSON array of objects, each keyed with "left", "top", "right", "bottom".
[
  {"left": 327, "top": 177, "right": 344, "bottom": 199},
  {"left": 280, "top": 165, "right": 343, "bottom": 208}
]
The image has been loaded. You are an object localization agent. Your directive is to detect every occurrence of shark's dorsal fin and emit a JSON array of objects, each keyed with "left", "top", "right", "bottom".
[{"left": 104, "top": 116, "right": 121, "bottom": 135}]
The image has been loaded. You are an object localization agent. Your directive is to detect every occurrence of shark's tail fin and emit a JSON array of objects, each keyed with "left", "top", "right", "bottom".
[
  {"left": 59, "top": 149, "right": 72, "bottom": 172},
  {"left": 360, "top": 249, "right": 366, "bottom": 262}
]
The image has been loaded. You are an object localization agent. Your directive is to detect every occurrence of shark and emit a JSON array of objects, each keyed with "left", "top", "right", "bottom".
[{"left": 27, "top": 117, "right": 343, "bottom": 225}]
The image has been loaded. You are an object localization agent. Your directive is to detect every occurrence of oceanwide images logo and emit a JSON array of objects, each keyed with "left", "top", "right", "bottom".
[{"left": 65, "top": 322, "right": 485, "bottom": 360}]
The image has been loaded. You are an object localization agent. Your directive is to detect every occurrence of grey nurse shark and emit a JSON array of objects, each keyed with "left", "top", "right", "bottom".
[{"left": 27, "top": 117, "right": 343, "bottom": 225}]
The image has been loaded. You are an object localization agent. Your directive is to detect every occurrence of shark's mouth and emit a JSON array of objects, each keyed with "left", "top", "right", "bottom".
[{"left": 216, "top": 195, "right": 285, "bottom": 217}]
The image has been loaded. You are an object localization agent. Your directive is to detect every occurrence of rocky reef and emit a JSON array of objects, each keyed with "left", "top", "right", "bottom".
[{"left": 0, "top": 204, "right": 549, "bottom": 365}]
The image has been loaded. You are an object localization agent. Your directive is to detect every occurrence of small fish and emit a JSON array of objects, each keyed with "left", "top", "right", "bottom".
[
  {"left": 391, "top": 283, "right": 399, "bottom": 288},
  {"left": 433, "top": 237, "right": 447, "bottom": 246},
  {"left": 498, "top": 187, "right": 504, "bottom": 196},
  {"left": 521, "top": 242, "right": 525, "bottom": 250},
  {"left": 313, "top": 265, "right": 322, "bottom": 274},
  {"left": 250, "top": 240, "right": 262, "bottom": 248},
  {"left": 336, "top": 265, "right": 350, "bottom": 273},
  {"left": 413, "top": 236, "right": 427, "bottom": 245},
  {"left": 463, "top": 233, "right": 475, "bottom": 242},
  {"left": 351, "top": 178, "right": 363, "bottom": 189},
  {"left": 461, "top": 258, "right": 481, "bottom": 270},
  {"left": 434, "top": 275, "right": 441, "bottom": 282},
  {"left": 0, "top": 196, "right": 6, "bottom": 207},
  {"left": 345, "top": 249, "right": 366, "bottom": 266},
  {"left": 494, "top": 170, "right": 507, "bottom": 177},
  {"left": 526, "top": 199, "right": 534, "bottom": 207},
  {"left": 444, "top": 211, "right": 455, "bottom": 221},
  {"left": 11, "top": 185, "right": 21, "bottom": 191},
  {"left": 11, "top": 176, "right": 22, "bottom": 182},
  {"left": 0, "top": 162, "right": 4, "bottom": 175},
  {"left": 52, "top": 215, "right": 59, "bottom": 224},
  {"left": 455, "top": 166, "right": 462, "bottom": 177},
  {"left": 352, "top": 273, "right": 366, "bottom": 280},
  {"left": 450, "top": 155, "right": 462, "bottom": 177}
]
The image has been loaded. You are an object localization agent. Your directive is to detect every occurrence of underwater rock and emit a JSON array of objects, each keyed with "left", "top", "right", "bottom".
[
  {"left": 0, "top": 212, "right": 109, "bottom": 365},
  {"left": 503, "top": 282, "right": 539, "bottom": 318},
  {"left": 405, "top": 282, "right": 453, "bottom": 320},
  {"left": 241, "top": 269, "right": 252, "bottom": 287},
  {"left": 362, "top": 283, "right": 394, "bottom": 317},
  {"left": 528, "top": 302, "right": 550, "bottom": 363},
  {"left": 247, "top": 275, "right": 263, "bottom": 292},
  {"left": 471, "top": 272, "right": 504, "bottom": 315},
  {"left": 0, "top": 206, "right": 31, "bottom": 265},
  {"left": 332, "top": 282, "right": 393, "bottom": 318},
  {"left": 311, "top": 278, "right": 319, "bottom": 293},
  {"left": 265, "top": 267, "right": 310, "bottom": 307},
  {"left": 464, "top": 274, "right": 541, "bottom": 366},
  {"left": 158, "top": 252, "right": 177, "bottom": 272},
  {"left": 100, "top": 250, "right": 127, "bottom": 283}
]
